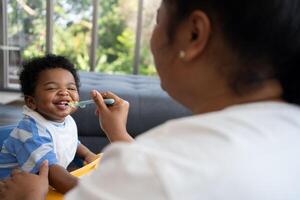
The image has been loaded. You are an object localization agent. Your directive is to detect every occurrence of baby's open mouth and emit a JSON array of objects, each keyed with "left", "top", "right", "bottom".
[
  {"left": 65, "top": 101, "right": 78, "bottom": 107},
  {"left": 54, "top": 101, "right": 71, "bottom": 110},
  {"left": 55, "top": 101, "right": 69, "bottom": 105}
]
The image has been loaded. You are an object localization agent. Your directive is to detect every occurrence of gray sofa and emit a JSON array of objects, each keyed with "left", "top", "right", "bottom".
[{"left": 0, "top": 72, "right": 191, "bottom": 153}]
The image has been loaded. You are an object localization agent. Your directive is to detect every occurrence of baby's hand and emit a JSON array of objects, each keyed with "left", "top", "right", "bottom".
[{"left": 84, "top": 152, "right": 98, "bottom": 164}]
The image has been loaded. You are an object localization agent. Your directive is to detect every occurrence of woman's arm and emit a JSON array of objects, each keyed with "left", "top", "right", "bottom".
[{"left": 48, "top": 164, "right": 78, "bottom": 194}]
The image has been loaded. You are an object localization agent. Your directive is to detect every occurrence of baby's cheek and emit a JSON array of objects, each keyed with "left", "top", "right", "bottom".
[{"left": 72, "top": 93, "right": 80, "bottom": 102}]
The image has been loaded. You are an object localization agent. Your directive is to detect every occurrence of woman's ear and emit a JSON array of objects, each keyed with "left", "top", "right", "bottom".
[
  {"left": 25, "top": 95, "right": 37, "bottom": 110},
  {"left": 181, "top": 10, "right": 211, "bottom": 61}
]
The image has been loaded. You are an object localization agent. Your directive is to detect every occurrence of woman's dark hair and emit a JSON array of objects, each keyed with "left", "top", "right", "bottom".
[
  {"left": 164, "top": 0, "right": 300, "bottom": 105},
  {"left": 19, "top": 54, "right": 80, "bottom": 96}
]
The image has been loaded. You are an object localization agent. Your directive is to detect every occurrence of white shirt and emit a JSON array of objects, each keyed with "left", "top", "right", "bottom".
[
  {"left": 66, "top": 101, "right": 300, "bottom": 200},
  {"left": 23, "top": 106, "right": 78, "bottom": 168}
]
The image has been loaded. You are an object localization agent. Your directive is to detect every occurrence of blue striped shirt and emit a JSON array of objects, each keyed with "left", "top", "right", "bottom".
[{"left": 0, "top": 115, "right": 58, "bottom": 178}]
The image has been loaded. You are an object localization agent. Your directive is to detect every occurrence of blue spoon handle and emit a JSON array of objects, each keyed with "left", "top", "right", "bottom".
[{"left": 77, "top": 99, "right": 115, "bottom": 108}]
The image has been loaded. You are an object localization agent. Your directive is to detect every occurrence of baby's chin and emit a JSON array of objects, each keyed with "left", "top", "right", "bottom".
[
  {"left": 49, "top": 112, "right": 71, "bottom": 122},
  {"left": 45, "top": 116, "right": 65, "bottom": 123}
]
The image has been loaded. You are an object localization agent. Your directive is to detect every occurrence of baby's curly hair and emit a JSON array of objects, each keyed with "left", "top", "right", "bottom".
[{"left": 19, "top": 54, "right": 80, "bottom": 96}]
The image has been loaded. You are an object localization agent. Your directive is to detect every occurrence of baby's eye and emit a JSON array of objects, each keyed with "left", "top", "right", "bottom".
[
  {"left": 46, "top": 87, "right": 57, "bottom": 91},
  {"left": 68, "top": 87, "right": 77, "bottom": 91}
]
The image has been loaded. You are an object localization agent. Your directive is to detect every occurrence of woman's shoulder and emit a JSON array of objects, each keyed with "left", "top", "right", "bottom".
[
  {"left": 137, "top": 101, "right": 300, "bottom": 147},
  {"left": 165, "top": 101, "right": 300, "bottom": 127}
]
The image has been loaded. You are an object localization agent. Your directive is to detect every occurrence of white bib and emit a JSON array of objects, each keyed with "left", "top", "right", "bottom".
[{"left": 23, "top": 106, "right": 78, "bottom": 168}]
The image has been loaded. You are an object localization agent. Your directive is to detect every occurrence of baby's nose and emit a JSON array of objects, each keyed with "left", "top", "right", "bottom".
[{"left": 58, "top": 89, "right": 69, "bottom": 96}]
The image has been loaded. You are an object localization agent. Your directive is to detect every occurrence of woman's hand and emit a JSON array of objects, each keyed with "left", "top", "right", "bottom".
[
  {"left": 91, "top": 90, "right": 134, "bottom": 142},
  {"left": 0, "top": 160, "right": 49, "bottom": 200}
]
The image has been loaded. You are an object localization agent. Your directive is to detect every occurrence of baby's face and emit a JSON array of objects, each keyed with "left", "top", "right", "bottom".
[{"left": 30, "top": 68, "right": 79, "bottom": 122}]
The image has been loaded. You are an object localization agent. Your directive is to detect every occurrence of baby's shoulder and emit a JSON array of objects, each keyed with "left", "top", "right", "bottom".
[
  {"left": 16, "top": 115, "right": 38, "bottom": 131},
  {"left": 14, "top": 116, "right": 51, "bottom": 139}
]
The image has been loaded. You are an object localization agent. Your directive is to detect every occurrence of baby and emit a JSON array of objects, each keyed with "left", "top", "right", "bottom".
[{"left": 0, "top": 54, "right": 97, "bottom": 193}]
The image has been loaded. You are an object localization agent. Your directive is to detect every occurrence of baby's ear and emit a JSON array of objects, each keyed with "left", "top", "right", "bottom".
[{"left": 25, "top": 95, "right": 37, "bottom": 110}]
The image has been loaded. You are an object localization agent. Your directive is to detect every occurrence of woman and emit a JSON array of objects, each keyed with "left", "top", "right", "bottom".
[{"left": 1, "top": 0, "right": 300, "bottom": 199}]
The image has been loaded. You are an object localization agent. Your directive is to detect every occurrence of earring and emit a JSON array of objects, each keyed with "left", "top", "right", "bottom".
[{"left": 179, "top": 50, "right": 186, "bottom": 59}]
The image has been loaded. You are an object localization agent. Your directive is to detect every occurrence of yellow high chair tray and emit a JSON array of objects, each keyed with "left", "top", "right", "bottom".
[{"left": 46, "top": 154, "right": 102, "bottom": 200}]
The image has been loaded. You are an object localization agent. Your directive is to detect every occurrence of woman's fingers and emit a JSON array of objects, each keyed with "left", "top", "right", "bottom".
[
  {"left": 101, "top": 91, "right": 129, "bottom": 109},
  {"left": 94, "top": 109, "right": 100, "bottom": 116},
  {"left": 102, "top": 91, "right": 122, "bottom": 103},
  {"left": 91, "top": 90, "right": 126, "bottom": 111},
  {"left": 91, "top": 90, "right": 108, "bottom": 112},
  {"left": 39, "top": 160, "right": 49, "bottom": 178}
]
